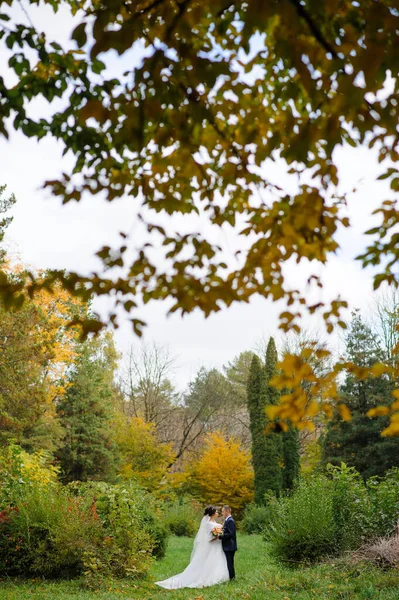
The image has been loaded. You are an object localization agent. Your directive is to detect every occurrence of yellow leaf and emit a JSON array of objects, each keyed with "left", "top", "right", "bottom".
[
  {"left": 370, "top": 363, "right": 389, "bottom": 377},
  {"left": 368, "top": 406, "right": 391, "bottom": 418},
  {"left": 337, "top": 404, "right": 351, "bottom": 422}
]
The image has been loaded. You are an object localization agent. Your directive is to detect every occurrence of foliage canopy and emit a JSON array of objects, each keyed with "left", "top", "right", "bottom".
[
  {"left": 1, "top": 1, "right": 399, "bottom": 431},
  {"left": 0, "top": 1, "right": 398, "bottom": 330}
]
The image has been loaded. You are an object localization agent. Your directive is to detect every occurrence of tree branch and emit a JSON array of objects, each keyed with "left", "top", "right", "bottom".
[{"left": 289, "top": 0, "right": 338, "bottom": 59}]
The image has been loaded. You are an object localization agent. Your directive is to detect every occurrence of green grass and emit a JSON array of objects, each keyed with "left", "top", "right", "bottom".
[{"left": 1, "top": 534, "right": 399, "bottom": 599}]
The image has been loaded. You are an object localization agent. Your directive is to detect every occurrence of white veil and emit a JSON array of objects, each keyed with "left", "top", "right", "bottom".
[{"left": 190, "top": 516, "right": 210, "bottom": 562}]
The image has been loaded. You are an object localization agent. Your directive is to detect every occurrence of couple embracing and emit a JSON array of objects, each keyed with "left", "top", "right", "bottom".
[{"left": 156, "top": 504, "right": 237, "bottom": 589}]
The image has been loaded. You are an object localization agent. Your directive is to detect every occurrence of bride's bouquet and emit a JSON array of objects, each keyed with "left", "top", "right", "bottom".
[{"left": 211, "top": 524, "right": 223, "bottom": 538}]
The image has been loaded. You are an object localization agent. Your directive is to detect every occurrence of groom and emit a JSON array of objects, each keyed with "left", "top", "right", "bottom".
[{"left": 219, "top": 505, "right": 237, "bottom": 581}]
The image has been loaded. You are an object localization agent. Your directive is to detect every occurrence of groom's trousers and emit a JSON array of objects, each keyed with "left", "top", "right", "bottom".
[{"left": 224, "top": 551, "right": 235, "bottom": 580}]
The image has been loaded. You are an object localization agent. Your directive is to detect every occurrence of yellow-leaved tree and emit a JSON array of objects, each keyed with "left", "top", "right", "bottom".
[
  {"left": 187, "top": 431, "right": 254, "bottom": 516},
  {"left": 0, "top": 261, "right": 87, "bottom": 451},
  {"left": 115, "top": 415, "right": 176, "bottom": 493}
]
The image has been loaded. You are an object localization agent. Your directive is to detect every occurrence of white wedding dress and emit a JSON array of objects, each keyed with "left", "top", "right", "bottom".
[{"left": 155, "top": 517, "right": 229, "bottom": 589}]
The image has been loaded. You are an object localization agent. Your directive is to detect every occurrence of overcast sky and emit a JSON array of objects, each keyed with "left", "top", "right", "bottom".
[{"left": 0, "top": 3, "right": 393, "bottom": 389}]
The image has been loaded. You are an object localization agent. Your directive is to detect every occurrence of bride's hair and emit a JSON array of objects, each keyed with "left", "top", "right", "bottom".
[{"left": 204, "top": 505, "right": 217, "bottom": 517}]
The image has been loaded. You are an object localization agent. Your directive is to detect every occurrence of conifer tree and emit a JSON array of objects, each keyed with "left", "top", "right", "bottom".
[
  {"left": 247, "top": 344, "right": 283, "bottom": 503},
  {"left": 263, "top": 338, "right": 285, "bottom": 494},
  {"left": 322, "top": 312, "right": 399, "bottom": 479},
  {"left": 282, "top": 427, "right": 300, "bottom": 489},
  {"left": 265, "top": 338, "right": 300, "bottom": 489},
  {"left": 56, "top": 332, "right": 120, "bottom": 482},
  {"left": 247, "top": 355, "right": 268, "bottom": 503}
]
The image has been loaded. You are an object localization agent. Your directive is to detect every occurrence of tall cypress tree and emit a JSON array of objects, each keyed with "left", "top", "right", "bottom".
[
  {"left": 247, "top": 355, "right": 268, "bottom": 504},
  {"left": 263, "top": 338, "right": 284, "bottom": 493},
  {"left": 247, "top": 340, "right": 284, "bottom": 503},
  {"left": 282, "top": 427, "right": 300, "bottom": 489},
  {"left": 56, "top": 333, "right": 120, "bottom": 483},
  {"left": 265, "top": 338, "right": 300, "bottom": 489},
  {"left": 322, "top": 312, "right": 399, "bottom": 479}
]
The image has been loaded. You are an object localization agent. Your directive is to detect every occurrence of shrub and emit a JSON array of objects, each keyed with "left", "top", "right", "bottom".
[
  {"left": 266, "top": 474, "right": 337, "bottom": 563},
  {"left": 0, "top": 483, "right": 102, "bottom": 578},
  {"left": 69, "top": 481, "right": 168, "bottom": 560},
  {"left": 241, "top": 496, "right": 278, "bottom": 535},
  {"left": 266, "top": 465, "right": 399, "bottom": 565},
  {"left": 328, "top": 463, "right": 372, "bottom": 550},
  {"left": 163, "top": 498, "right": 202, "bottom": 537},
  {"left": 0, "top": 446, "right": 91, "bottom": 578},
  {"left": 0, "top": 445, "right": 59, "bottom": 506},
  {"left": 367, "top": 468, "right": 399, "bottom": 537},
  {"left": 0, "top": 447, "right": 166, "bottom": 581}
]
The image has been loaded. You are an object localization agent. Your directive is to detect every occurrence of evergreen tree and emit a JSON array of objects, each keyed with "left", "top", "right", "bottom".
[
  {"left": 322, "top": 312, "right": 399, "bottom": 479},
  {"left": 56, "top": 332, "right": 120, "bottom": 482},
  {"left": 263, "top": 338, "right": 285, "bottom": 493},
  {"left": 282, "top": 427, "right": 300, "bottom": 489},
  {"left": 247, "top": 340, "right": 283, "bottom": 503},
  {"left": 266, "top": 338, "right": 300, "bottom": 489},
  {"left": 247, "top": 355, "right": 268, "bottom": 504}
]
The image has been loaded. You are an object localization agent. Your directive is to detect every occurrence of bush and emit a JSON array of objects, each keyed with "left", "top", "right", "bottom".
[
  {"left": 163, "top": 497, "right": 202, "bottom": 537},
  {"left": 328, "top": 463, "right": 372, "bottom": 550},
  {"left": 367, "top": 468, "right": 399, "bottom": 537},
  {"left": 266, "top": 464, "right": 399, "bottom": 564},
  {"left": 0, "top": 444, "right": 59, "bottom": 505},
  {"left": 0, "top": 483, "right": 102, "bottom": 578},
  {"left": 329, "top": 464, "right": 399, "bottom": 547},
  {"left": 266, "top": 474, "right": 337, "bottom": 563},
  {"left": 0, "top": 446, "right": 166, "bottom": 582},
  {"left": 0, "top": 446, "right": 90, "bottom": 578},
  {"left": 241, "top": 497, "right": 278, "bottom": 535},
  {"left": 68, "top": 481, "right": 169, "bottom": 561}
]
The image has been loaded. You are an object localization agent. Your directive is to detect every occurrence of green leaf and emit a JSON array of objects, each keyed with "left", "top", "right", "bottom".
[{"left": 72, "top": 22, "right": 87, "bottom": 48}]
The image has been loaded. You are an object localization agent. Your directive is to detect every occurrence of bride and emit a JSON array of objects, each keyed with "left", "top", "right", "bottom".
[{"left": 155, "top": 506, "right": 229, "bottom": 589}]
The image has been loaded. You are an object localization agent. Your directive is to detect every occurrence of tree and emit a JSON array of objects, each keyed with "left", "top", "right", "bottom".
[
  {"left": 322, "top": 312, "right": 399, "bottom": 479},
  {"left": 224, "top": 351, "right": 255, "bottom": 408},
  {"left": 282, "top": 428, "right": 301, "bottom": 489},
  {"left": 0, "top": 298, "right": 61, "bottom": 451},
  {"left": 0, "top": 1, "right": 398, "bottom": 343},
  {"left": 121, "top": 343, "right": 179, "bottom": 444},
  {"left": 181, "top": 365, "right": 252, "bottom": 451},
  {"left": 279, "top": 332, "right": 326, "bottom": 482},
  {"left": 0, "top": 184, "right": 16, "bottom": 264},
  {"left": 247, "top": 350, "right": 283, "bottom": 503},
  {"left": 115, "top": 415, "right": 175, "bottom": 493},
  {"left": 188, "top": 431, "right": 254, "bottom": 516},
  {"left": 264, "top": 338, "right": 298, "bottom": 492},
  {"left": 56, "top": 333, "right": 120, "bottom": 482},
  {"left": 372, "top": 290, "right": 399, "bottom": 366},
  {"left": 0, "top": 260, "right": 87, "bottom": 452},
  {"left": 178, "top": 368, "right": 228, "bottom": 446},
  {"left": 222, "top": 351, "right": 254, "bottom": 445}
]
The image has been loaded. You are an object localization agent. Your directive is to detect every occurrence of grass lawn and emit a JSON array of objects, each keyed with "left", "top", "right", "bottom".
[{"left": 1, "top": 534, "right": 399, "bottom": 600}]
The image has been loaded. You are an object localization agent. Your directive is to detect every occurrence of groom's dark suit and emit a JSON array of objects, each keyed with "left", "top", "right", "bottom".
[{"left": 219, "top": 516, "right": 237, "bottom": 580}]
